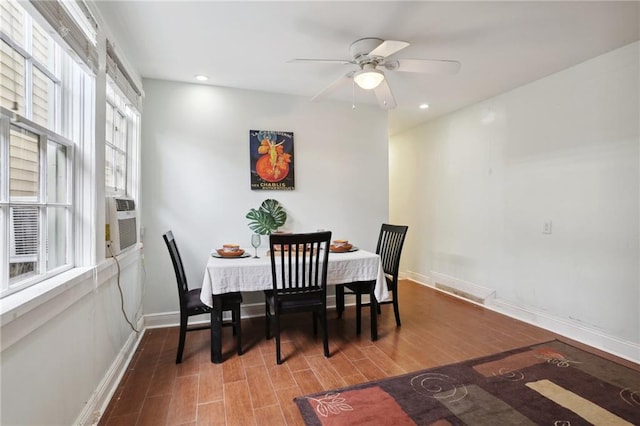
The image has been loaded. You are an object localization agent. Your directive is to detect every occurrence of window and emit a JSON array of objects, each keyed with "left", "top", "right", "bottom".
[
  {"left": 5, "top": 125, "right": 72, "bottom": 287},
  {"left": 105, "top": 83, "right": 129, "bottom": 194},
  {"left": 105, "top": 41, "right": 141, "bottom": 197},
  {"left": 0, "top": 0, "right": 94, "bottom": 297}
]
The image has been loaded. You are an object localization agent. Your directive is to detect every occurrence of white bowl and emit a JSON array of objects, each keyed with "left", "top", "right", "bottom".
[
  {"left": 333, "top": 240, "right": 349, "bottom": 248},
  {"left": 222, "top": 244, "right": 240, "bottom": 253}
]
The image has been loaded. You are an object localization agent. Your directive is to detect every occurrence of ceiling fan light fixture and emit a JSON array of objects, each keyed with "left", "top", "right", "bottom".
[{"left": 354, "top": 67, "right": 384, "bottom": 90}]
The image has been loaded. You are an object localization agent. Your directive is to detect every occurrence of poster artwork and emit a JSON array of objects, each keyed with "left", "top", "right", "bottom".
[{"left": 249, "top": 130, "right": 294, "bottom": 190}]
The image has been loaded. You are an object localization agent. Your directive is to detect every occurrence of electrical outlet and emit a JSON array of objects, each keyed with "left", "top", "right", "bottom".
[{"left": 542, "top": 221, "right": 552, "bottom": 234}]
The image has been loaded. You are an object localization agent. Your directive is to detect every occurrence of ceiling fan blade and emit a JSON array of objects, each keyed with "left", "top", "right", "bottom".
[
  {"left": 369, "top": 40, "right": 410, "bottom": 58},
  {"left": 310, "top": 71, "right": 355, "bottom": 102},
  {"left": 289, "top": 58, "right": 353, "bottom": 65},
  {"left": 385, "top": 59, "right": 461, "bottom": 74},
  {"left": 374, "top": 78, "right": 396, "bottom": 110}
]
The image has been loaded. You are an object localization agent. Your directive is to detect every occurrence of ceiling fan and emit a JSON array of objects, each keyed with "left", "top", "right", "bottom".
[{"left": 290, "top": 37, "right": 461, "bottom": 109}]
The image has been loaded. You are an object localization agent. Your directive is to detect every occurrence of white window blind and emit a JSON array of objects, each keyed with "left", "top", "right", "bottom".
[
  {"left": 106, "top": 41, "right": 141, "bottom": 110},
  {"left": 28, "top": 0, "right": 98, "bottom": 73}
]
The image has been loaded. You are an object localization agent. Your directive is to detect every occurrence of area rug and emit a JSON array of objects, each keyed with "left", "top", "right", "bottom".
[{"left": 294, "top": 340, "right": 640, "bottom": 425}]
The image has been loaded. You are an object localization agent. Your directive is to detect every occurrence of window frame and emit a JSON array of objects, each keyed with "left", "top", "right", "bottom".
[
  {"left": 1, "top": 111, "right": 75, "bottom": 297},
  {"left": 0, "top": 0, "right": 94, "bottom": 298},
  {"left": 105, "top": 79, "right": 139, "bottom": 198}
]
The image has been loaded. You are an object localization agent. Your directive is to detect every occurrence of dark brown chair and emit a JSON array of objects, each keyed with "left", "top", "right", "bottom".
[
  {"left": 265, "top": 231, "right": 332, "bottom": 364},
  {"left": 163, "top": 230, "right": 242, "bottom": 363},
  {"left": 336, "top": 224, "right": 408, "bottom": 337}
]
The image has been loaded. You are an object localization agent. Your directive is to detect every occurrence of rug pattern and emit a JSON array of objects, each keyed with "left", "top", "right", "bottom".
[{"left": 294, "top": 341, "right": 640, "bottom": 425}]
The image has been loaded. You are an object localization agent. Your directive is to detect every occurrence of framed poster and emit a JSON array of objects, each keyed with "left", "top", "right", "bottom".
[{"left": 249, "top": 130, "right": 295, "bottom": 190}]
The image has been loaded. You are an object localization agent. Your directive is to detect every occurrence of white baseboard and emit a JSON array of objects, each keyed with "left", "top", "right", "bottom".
[
  {"left": 75, "top": 316, "right": 145, "bottom": 426},
  {"left": 404, "top": 270, "right": 431, "bottom": 285},
  {"left": 489, "top": 298, "right": 640, "bottom": 364},
  {"left": 144, "top": 310, "right": 183, "bottom": 329},
  {"left": 405, "top": 275, "right": 640, "bottom": 364},
  {"left": 430, "top": 271, "right": 496, "bottom": 304},
  {"left": 145, "top": 295, "right": 342, "bottom": 328}
]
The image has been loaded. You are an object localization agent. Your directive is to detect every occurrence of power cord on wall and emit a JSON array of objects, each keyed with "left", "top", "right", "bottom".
[{"left": 107, "top": 243, "right": 140, "bottom": 334}]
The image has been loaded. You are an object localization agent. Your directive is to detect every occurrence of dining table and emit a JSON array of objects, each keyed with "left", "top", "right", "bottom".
[{"left": 201, "top": 247, "right": 387, "bottom": 363}]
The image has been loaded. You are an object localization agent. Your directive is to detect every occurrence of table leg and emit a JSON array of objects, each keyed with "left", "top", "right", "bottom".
[
  {"left": 369, "top": 281, "right": 378, "bottom": 341},
  {"left": 211, "top": 295, "right": 223, "bottom": 363}
]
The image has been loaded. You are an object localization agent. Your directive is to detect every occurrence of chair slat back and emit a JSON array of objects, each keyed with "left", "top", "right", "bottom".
[
  {"left": 376, "top": 224, "right": 408, "bottom": 277},
  {"left": 269, "top": 232, "right": 331, "bottom": 296},
  {"left": 163, "top": 231, "right": 190, "bottom": 306}
]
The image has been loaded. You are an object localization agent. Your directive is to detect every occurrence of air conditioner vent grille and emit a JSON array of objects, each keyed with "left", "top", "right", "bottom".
[
  {"left": 115, "top": 198, "right": 135, "bottom": 212},
  {"left": 118, "top": 217, "right": 137, "bottom": 250}
]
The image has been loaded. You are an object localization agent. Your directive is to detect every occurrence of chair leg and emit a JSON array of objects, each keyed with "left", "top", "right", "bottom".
[
  {"left": 265, "top": 301, "right": 271, "bottom": 340},
  {"left": 275, "top": 315, "right": 282, "bottom": 365},
  {"left": 336, "top": 285, "right": 345, "bottom": 318},
  {"left": 176, "top": 313, "right": 187, "bottom": 364},
  {"left": 370, "top": 288, "right": 378, "bottom": 342},
  {"left": 355, "top": 293, "right": 362, "bottom": 335},
  {"left": 312, "top": 312, "right": 318, "bottom": 335},
  {"left": 393, "top": 294, "right": 401, "bottom": 326},
  {"left": 322, "top": 310, "right": 330, "bottom": 358}
]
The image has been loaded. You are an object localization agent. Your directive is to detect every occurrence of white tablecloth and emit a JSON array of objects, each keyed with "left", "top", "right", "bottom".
[{"left": 200, "top": 248, "right": 388, "bottom": 307}]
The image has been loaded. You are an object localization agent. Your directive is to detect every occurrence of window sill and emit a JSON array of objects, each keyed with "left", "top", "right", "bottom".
[
  {"left": 1, "top": 246, "right": 142, "bottom": 351},
  {"left": 1, "top": 266, "right": 94, "bottom": 327}
]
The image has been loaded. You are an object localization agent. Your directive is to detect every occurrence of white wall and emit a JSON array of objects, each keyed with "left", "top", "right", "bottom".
[
  {"left": 140, "top": 80, "right": 389, "bottom": 313},
  {"left": 0, "top": 74, "right": 388, "bottom": 426},
  {"left": 1, "top": 255, "right": 144, "bottom": 425},
  {"left": 390, "top": 42, "right": 639, "bottom": 361},
  {"left": 0, "top": 13, "right": 146, "bottom": 424}
]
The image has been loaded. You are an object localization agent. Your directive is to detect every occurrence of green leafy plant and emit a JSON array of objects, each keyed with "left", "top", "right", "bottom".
[{"left": 246, "top": 199, "right": 287, "bottom": 235}]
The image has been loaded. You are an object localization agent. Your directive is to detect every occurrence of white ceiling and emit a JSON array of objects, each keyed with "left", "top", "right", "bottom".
[{"left": 92, "top": 1, "right": 639, "bottom": 135}]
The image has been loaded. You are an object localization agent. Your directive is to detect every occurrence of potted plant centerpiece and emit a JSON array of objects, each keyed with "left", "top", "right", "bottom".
[
  {"left": 246, "top": 199, "right": 287, "bottom": 257},
  {"left": 246, "top": 198, "right": 287, "bottom": 236}
]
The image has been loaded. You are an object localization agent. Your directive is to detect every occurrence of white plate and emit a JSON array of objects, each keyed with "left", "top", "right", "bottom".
[{"left": 211, "top": 252, "right": 251, "bottom": 259}]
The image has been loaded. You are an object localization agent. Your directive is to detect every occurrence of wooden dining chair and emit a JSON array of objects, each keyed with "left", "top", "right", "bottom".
[
  {"left": 265, "top": 231, "right": 332, "bottom": 364},
  {"left": 163, "top": 230, "right": 243, "bottom": 363},
  {"left": 336, "top": 224, "right": 408, "bottom": 336}
]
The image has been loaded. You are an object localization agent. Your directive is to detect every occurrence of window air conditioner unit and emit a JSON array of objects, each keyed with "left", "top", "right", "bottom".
[{"left": 106, "top": 196, "right": 138, "bottom": 257}]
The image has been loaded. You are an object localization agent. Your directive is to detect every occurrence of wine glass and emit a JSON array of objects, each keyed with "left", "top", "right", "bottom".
[{"left": 251, "top": 234, "right": 261, "bottom": 258}]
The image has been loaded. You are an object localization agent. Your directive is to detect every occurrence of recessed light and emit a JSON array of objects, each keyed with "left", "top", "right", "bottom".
[
  {"left": 419, "top": 103, "right": 429, "bottom": 110},
  {"left": 195, "top": 74, "right": 208, "bottom": 82}
]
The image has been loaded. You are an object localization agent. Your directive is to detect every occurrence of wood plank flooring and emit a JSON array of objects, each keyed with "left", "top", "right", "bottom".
[{"left": 98, "top": 280, "right": 639, "bottom": 425}]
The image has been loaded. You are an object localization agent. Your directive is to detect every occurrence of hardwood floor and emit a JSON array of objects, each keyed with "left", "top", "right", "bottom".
[{"left": 98, "top": 280, "right": 638, "bottom": 425}]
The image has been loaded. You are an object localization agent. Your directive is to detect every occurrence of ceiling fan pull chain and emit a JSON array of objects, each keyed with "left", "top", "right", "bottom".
[{"left": 352, "top": 79, "right": 357, "bottom": 110}]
